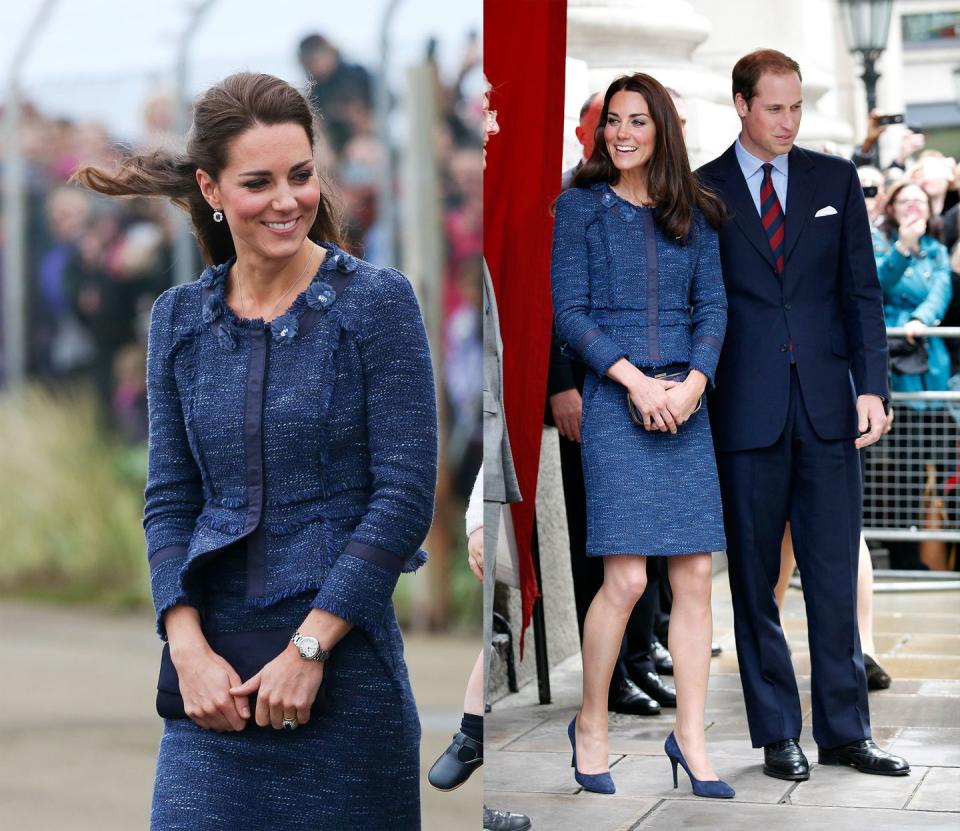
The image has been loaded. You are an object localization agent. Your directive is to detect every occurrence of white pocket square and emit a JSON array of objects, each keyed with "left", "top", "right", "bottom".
[{"left": 814, "top": 205, "right": 838, "bottom": 217}]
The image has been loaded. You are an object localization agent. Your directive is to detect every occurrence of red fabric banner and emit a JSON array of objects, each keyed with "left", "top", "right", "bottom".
[{"left": 484, "top": 0, "right": 567, "bottom": 653}]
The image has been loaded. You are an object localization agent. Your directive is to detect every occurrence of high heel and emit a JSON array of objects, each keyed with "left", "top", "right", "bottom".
[
  {"left": 567, "top": 715, "right": 616, "bottom": 794},
  {"left": 664, "top": 732, "right": 734, "bottom": 799}
]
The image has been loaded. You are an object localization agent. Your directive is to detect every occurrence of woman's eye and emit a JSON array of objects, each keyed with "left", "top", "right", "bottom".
[
  {"left": 243, "top": 180, "right": 266, "bottom": 190},
  {"left": 294, "top": 170, "right": 313, "bottom": 183}
]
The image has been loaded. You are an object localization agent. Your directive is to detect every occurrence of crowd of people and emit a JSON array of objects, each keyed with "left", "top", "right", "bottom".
[
  {"left": 853, "top": 112, "right": 960, "bottom": 571},
  {"left": 2, "top": 31, "right": 484, "bottom": 499}
]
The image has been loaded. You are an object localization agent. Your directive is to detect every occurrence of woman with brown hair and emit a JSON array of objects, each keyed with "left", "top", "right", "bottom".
[
  {"left": 74, "top": 72, "right": 437, "bottom": 829},
  {"left": 551, "top": 73, "right": 732, "bottom": 798}
]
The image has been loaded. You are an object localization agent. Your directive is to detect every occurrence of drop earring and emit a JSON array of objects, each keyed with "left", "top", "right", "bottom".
[{"left": 212, "top": 209, "right": 224, "bottom": 223}]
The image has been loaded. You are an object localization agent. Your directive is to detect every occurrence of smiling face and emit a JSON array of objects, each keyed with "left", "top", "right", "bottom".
[
  {"left": 735, "top": 71, "right": 802, "bottom": 161},
  {"left": 196, "top": 121, "right": 321, "bottom": 265},
  {"left": 603, "top": 90, "right": 656, "bottom": 175}
]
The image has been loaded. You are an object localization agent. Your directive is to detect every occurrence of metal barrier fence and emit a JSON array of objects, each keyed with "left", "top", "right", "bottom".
[{"left": 862, "top": 327, "right": 960, "bottom": 556}]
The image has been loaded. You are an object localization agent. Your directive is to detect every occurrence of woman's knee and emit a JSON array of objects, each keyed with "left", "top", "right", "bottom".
[
  {"left": 602, "top": 558, "right": 647, "bottom": 607},
  {"left": 670, "top": 553, "right": 713, "bottom": 597}
]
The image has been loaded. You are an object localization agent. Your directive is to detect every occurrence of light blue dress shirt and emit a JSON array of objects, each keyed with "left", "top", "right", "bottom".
[{"left": 735, "top": 136, "right": 789, "bottom": 215}]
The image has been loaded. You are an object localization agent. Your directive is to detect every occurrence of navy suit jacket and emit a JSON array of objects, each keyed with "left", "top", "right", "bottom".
[{"left": 697, "top": 143, "right": 889, "bottom": 453}]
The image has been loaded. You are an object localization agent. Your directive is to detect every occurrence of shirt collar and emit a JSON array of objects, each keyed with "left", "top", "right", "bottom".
[{"left": 735, "top": 135, "right": 789, "bottom": 180}]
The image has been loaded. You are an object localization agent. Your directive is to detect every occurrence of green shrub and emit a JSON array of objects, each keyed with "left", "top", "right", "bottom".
[{"left": 0, "top": 384, "right": 149, "bottom": 608}]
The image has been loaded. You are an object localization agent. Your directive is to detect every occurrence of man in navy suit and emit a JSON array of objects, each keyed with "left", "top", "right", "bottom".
[{"left": 697, "top": 49, "right": 909, "bottom": 780}]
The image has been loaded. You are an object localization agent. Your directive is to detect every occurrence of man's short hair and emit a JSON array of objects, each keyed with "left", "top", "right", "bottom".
[
  {"left": 579, "top": 93, "right": 601, "bottom": 121},
  {"left": 732, "top": 49, "right": 801, "bottom": 106}
]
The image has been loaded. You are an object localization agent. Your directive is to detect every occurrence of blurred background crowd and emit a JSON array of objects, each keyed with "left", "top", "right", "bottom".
[
  {"left": 0, "top": 20, "right": 484, "bottom": 627},
  {"left": 850, "top": 112, "right": 960, "bottom": 572}
]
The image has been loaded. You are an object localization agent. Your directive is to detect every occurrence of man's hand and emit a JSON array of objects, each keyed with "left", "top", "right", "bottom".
[
  {"left": 549, "top": 389, "right": 583, "bottom": 443},
  {"left": 855, "top": 394, "right": 888, "bottom": 449}
]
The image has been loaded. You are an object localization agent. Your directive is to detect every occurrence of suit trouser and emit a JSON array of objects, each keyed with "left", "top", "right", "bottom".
[
  {"left": 483, "top": 499, "right": 501, "bottom": 704},
  {"left": 715, "top": 367, "right": 871, "bottom": 749},
  {"left": 558, "top": 431, "right": 660, "bottom": 681}
]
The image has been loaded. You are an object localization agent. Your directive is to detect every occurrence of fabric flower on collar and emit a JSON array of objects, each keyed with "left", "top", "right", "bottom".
[
  {"left": 334, "top": 252, "right": 358, "bottom": 274},
  {"left": 202, "top": 294, "right": 226, "bottom": 324},
  {"left": 270, "top": 312, "right": 299, "bottom": 344},
  {"left": 306, "top": 279, "right": 337, "bottom": 311},
  {"left": 217, "top": 323, "right": 237, "bottom": 351},
  {"left": 200, "top": 262, "right": 229, "bottom": 289}
]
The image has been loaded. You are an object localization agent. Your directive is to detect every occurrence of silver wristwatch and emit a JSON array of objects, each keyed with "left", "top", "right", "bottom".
[{"left": 291, "top": 632, "right": 330, "bottom": 663}]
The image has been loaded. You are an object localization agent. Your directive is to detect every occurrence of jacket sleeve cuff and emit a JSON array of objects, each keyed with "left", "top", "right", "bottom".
[
  {"left": 149, "top": 546, "right": 198, "bottom": 640},
  {"left": 310, "top": 544, "right": 403, "bottom": 636},
  {"left": 578, "top": 327, "right": 628, "bottom": 377},
  {"left": 690, "top": 337, "right": 723, "bottom": 388}
]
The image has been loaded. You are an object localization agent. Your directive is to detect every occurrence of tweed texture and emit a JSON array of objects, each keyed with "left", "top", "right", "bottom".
[
  {"left": 144, "top": 243, "right": 435, "bottom": 828},
  {"left": 551, "top": 184, "right": 727, "bottom": 555},
  {"left": 152, "top": 545, "right": 420, "bottom": 830}
]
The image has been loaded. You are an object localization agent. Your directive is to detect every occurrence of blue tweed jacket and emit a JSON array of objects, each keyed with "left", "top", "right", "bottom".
[
  {"left": 144, "top": 242, "right": 438, "bottom": 639},
  {"left": 552, "top": 183, "right": 726, "bottom": 383}
]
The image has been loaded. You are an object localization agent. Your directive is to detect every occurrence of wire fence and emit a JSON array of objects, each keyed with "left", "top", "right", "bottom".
[{"left": 862, "top": 327, "right": 960, "bottom": 555}]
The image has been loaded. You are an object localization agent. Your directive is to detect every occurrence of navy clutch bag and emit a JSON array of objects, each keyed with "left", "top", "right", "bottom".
[{"left": 156, "top": 627, "right": 328, "bottom": 722}]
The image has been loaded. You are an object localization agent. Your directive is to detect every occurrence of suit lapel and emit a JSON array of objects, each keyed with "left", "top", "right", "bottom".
[
  {"left": 783, "top": 146, "right": 817, "bottom": 266},
  {"left": 714, "top": 143, "right": 775, "bottom": 271}
]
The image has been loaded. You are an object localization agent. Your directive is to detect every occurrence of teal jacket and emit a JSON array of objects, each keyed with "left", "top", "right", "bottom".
[{"left": 872, "top": 228, "right": 952, "bottom": 407}]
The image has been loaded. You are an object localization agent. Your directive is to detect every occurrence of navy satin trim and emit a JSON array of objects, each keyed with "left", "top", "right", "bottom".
[
  {"left": 695, "top": 335, "right": 723, "bottom": 350},
  {"left": 150, "top": 545, "right": 187, "bottom": 566},
  {"left": 241, "top": 329, "right": 267, "bottom": 595},
  {"left": 576, "top": 326, "right": 603, "bottom": 353},
  {"left": 642, "top": 211, "right": 660, "bottom": 363},
  {"left": 344, "top": 540, "right": 404, "bottom": 574}
]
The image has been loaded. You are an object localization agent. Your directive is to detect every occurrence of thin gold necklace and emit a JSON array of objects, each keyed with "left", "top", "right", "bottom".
[{"left": 234, "top": 243, "right": 317, "bottom": 321}]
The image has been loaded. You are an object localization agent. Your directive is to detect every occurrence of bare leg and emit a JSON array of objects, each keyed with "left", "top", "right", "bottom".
[
  {"left": 857, "top": 535, "right": 877, "bottom": 657},
  {"left": 464, "top": 649, "right": 484, "bottom": 716},
  {"left": 667, "top": 552, "right": 718, "bottom": 781},
  {"left": 577, "top": 554, "right": 648, "bottom": 774},
  {"left": 775, "top": 523, "right": 796, "bottom": 612}
]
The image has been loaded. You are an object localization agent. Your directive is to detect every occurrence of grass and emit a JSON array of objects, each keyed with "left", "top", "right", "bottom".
[{"left": 0, "top": 384, "right": 150, "bottom": 609}]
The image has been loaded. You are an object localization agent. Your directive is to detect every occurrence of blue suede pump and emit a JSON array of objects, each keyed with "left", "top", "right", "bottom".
[
  {"left": 664, "top": 732, "right": 734, "bottom": 799},
  {"left": 567, "top": 715, "right": 616, "bottom": 794}
]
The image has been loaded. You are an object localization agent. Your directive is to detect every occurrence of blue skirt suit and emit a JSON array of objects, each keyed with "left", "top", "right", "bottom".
[
  {"left": 145, "top": 243, "right": 437, "bottom": 830},
  {"left": 551, "top": 184, "right": 727, "bottom": 556}
]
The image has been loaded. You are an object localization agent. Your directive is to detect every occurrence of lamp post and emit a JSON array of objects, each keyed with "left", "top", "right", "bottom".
[{"left": 839, "top": 0, "right": 895, "bottom": 114}]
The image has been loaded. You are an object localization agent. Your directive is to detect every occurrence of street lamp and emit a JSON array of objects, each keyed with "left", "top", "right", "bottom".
[{"left": 839, "top": 0, "right": 895, "bottom": 113}]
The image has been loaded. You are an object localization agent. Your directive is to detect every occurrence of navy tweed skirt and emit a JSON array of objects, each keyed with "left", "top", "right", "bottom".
[
  {"left": 580, "top": 371, "right": 726, "bottom": 556},
  {"left": 150, "top": 544, "right": 420, "bottom": 830}
]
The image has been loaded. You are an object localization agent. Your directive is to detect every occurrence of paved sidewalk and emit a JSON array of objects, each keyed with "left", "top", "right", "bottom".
[
  {"left": 0, "top": 601, "right": 480, "bottom": 830},
  {"left": 487, "top": 573, "right": 960, "bottom": 830}
]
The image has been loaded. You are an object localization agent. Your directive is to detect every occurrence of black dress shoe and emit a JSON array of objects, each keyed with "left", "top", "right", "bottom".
[
  {"left": 711, "top": 641, "right": 722, "bottom": 657},
  {"left": 427, "top": 732, "right": 482, "bottom": 791},
  {"left": 651, "top": 640, "right": 673, "bottom": 675},
  {"left": 763, "top": 738, "right": 810, "bottom": 781},
  {"left": 608, "top": 677, "right": 661, "bottom": 716},
  {"left": 483, "top": 805, "right": 531, "bottom": 831},
  {"left": 818, "top": 739, "right": 910, "bottom": 775},
  {"left": 864, "top": 654, "right": 892, "bottom": 691},
  {"left": 631, "top": 670, "right": 676, "bottom": 708}
]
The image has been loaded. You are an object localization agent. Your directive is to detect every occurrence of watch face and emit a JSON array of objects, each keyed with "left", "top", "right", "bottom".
[{"left": 299, "top": 636, "right": 320, "bottom": 659}]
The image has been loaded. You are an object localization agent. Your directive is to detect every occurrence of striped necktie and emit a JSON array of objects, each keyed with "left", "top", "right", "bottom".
[{"left": 760, "top": 162, "right": 784, "bottom": 273}]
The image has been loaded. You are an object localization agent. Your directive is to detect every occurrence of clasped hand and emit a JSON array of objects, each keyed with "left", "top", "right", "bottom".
[
  {"left": 174, "top": 642, "right": 323, "bottom": 731},
  {"left": 628, "top": 373, "right": 705, "bottom": 433}
]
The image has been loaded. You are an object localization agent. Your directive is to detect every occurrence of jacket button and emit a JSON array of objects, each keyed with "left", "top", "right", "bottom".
[
  {"left": 783, "top": 303, "right": 792, "bottom": 310},
  {"left": 780, "top": 344, "right": 789, "bottom": 352}
]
